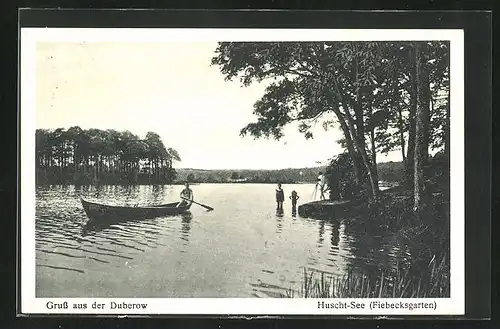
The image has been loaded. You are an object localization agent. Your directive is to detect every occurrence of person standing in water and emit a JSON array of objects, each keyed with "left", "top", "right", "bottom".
[
  {"left": 289, "top": 190, "right": 299, "bottom": 210},
  {"left": 290, "top": 190, "right": 299, "bottom": 216},
  {"left": 177, "top": 181, "right": 194, "bottom": 207},
  {"left": 316, "top": 171, "right": 327, "bottom": 200},
  {"left": 275, "top": 183, "right": 284, "bottom": 211}
]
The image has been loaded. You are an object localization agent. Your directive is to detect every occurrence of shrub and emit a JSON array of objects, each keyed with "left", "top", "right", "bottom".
[{"left": 325, "top": 152, "right": 368, "bottom": 200}]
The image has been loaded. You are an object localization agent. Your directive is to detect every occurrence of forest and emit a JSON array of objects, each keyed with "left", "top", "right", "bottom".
[
  {"left": 35, "top": 127, "right": 181, "bottom": 185},
  {"left": 212, "top": 41, "right": 450, "bottom": 216}
]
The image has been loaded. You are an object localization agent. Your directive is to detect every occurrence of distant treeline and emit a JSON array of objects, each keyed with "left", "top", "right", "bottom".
[
  {"left": 175, "top": 167, "right": 325, "bottom": 184},
  {"left": 36, "top": 127, "right": 181, "bottom": 185},
  {"left": 174, "top": 162, "right": 404, "bottom": 184}
]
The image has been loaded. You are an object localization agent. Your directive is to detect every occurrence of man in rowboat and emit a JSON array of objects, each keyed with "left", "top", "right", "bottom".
[{"left": 177, "top": 182, "right": 194, "bottom": 207}]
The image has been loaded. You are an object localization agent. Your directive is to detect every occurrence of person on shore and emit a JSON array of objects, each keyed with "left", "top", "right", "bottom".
[
  {"left": 316, "top": 171, "right": 327, "bottom": 200},
  {"left": 275, "top": 183, "right": 284, "bottom": 211},
  {"left": 289, "top": 190, "right": 299, "bottom": 209},
  {"left": 177, "top": 181, "right": 194, "bottom": 207}
]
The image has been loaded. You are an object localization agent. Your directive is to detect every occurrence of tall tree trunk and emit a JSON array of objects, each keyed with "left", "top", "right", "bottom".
[
  {"left": 397, "top": 105, "right": 407, "bottom": 169},
  {"left": 333, "top": 101, "right": 379, "bottom": 199},
  {"left": 162, "top": 159, "right": 166, "bottom": 180},
  {"left": 331, "top": 107, "right": 364, "bottom": 185},
  {"left": 61, "top": 147, "right": 64, "bottom": 172},
  {"left": 44, "top": 154, "right": 48, "bottom": 178},
  {"left": 327, "top": 68, "right": 378, "bottom": 197},
  {"left": 327, "top": 72, "right": 366, "bottom": 187},
  {"left": 413, "top": 43, "right": 429, "bottom": 214},
  {"left": 59, "top": 150, "right": 63, "bottom": 173},
  {"left": 343, "top": 105, "right": 379, "bottom": 200},
  {"left": 73, "top": 145, "right": 77, "bottom": 174},
  {"left": 445, "top": 86, "right": 450, "bottom": 156},
  {"left": 359, "top": 147, "right": 380, "bottom": 200},
  {"left": 154, "top": 159, "right": 157, "bottom": 181},
  {"left": 406, "top": 46, "right": 418, "bottom": 186},
  {"left": 368, "top": 101, "right": 379, "bottom": 188},
  {"left": 94, "top": 155, "right": 98, "bottom": 181},
  {"left": 353, "top": 47, "right": 365, "bottom": 148},
  {"left": 370, "top": 128, "right": 378, "bottom": 187},
  {"left": 421, "top": 65, "right": 431, "bottom": 163},
  {"left": 160, "top": 159, "right": 163, "bottom": 181}
]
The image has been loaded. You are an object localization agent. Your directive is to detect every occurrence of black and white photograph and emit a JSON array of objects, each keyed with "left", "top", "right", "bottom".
[{"left": 20, "top": 27, "right": 464, "bottom": 315}]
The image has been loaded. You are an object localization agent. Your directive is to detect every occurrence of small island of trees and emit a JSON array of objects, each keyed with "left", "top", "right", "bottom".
[{"left": 36, "top": 127, "right": 181, "bottom": 185}]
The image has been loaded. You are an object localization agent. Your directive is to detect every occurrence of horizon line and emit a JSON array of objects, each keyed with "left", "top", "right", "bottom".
[
  {"left": 175, "top": 166, "right": 326, "bottom": 171},
  {"left": 175, "top": 161, "right": 400, "bottom": 171}
]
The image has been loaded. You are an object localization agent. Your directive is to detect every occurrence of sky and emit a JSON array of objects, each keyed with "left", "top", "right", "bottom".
[{"left": 35, "top": 41, "right": 401, "bottom": 170}]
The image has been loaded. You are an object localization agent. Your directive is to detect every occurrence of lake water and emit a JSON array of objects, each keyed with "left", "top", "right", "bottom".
[{"left": 35, "top": 183, "right": 428, "bottom": 298}]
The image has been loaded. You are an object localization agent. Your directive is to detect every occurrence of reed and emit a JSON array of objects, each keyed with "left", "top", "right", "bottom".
[{"left": 284, "top": 254, "right": 449, "bottom": 298}]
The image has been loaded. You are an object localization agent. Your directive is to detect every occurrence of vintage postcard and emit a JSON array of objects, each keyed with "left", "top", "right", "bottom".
[{"left": 20, "top": 27, "right": 464, "bottom": 315}]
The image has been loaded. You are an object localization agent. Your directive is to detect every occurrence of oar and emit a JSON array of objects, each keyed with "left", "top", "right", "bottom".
[{"left": 181, "top": 197, "right": 214, "bottom": 211}]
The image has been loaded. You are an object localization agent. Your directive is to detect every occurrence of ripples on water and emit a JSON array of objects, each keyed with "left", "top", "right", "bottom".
[{"left": 36, "top": 184, "right": 419, "bottom": 298}]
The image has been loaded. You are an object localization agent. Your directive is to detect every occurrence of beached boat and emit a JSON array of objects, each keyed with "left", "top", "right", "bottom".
[{"left": 81, "top": 197, "right": 191, "bottom": 223}]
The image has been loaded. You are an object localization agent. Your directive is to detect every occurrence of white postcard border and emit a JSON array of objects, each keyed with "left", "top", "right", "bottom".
[{"left": 20, "top": 28, "right": 464, "bottom": 315}]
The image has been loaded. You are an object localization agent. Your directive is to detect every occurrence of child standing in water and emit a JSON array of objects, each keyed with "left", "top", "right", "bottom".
[
  {"left": 290, "top": 190, "right": 299, "bottom": 204},
  {"left": 275, "top": 183, "right": 284, "bottom": 211},
  {"left": 290, "top": 190, "right": 299, "bottom": 217},
  {"left": 289, "top": 190, "right": 299, "bottom": 209}
]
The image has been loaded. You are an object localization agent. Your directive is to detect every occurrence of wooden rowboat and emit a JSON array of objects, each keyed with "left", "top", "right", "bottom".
[{"left": 81, "top": 197, "right": 191, "bottom": 224}]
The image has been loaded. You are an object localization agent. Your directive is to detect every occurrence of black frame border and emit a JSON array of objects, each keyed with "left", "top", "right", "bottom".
[{"left": 6, "top": 7, "right": 493, "bottom": 328}]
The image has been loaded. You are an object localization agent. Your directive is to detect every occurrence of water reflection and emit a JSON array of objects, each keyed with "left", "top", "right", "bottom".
[
  {"left": 275, "top": 209, "right": 284, "bottom": 234},
  {"left": 152, "top": 185, "right": 161, "bottom": 204},
  {"left": 82, "top": 221, "right": 103, "bottom": 236},
  {"left": 180, "top": 212, "right": 193, "bottom": 243},
  {"left": 317, "top": 220, "right": 325, "bottom": 247},
  {"left": 330, "top": 222, "right": 340, "bottom": 249}
]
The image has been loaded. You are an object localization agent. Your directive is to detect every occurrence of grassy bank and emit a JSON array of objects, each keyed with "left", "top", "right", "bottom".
[
  {"left": 284, "top": 254, "right": 449, "bottom": 298},
  {"left": 365, "top": 185, "right": 450, "bottom": 244}
]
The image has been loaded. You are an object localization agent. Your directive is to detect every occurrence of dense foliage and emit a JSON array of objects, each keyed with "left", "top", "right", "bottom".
[
  {"left": 36, "top": 127, "right": 181, "bottom": 185},
  {"left": 324, "top": 152, "right": 366, "bottom": 200},
  {"left": 212, "top": 41, "right": 450, "bottom": 214}
]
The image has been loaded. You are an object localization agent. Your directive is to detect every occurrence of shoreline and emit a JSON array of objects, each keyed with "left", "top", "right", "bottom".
[
  {"left": 35, "top": 180, "right": 399, "bottom": 187},
  {"left": 35, "top": 181, "right": 319, "bottom": 186}
]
